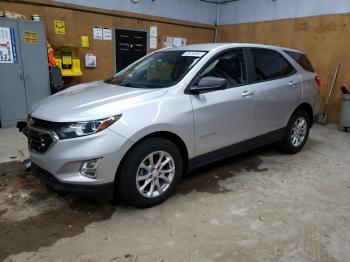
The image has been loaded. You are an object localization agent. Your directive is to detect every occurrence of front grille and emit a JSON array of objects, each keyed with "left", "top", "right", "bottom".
[
  {"left": 27, "top": 118, "right": 58, "bottom": 153},
  {"left": 28, "top": 128, "right": 54, "bottom": 153}
]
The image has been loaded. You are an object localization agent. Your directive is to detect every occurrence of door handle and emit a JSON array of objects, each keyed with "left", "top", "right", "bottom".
[
  {"left": 289, "top": 81, "right": 297, "bottom": 87},
  {"left": 241, "top": 90, "right": 255, "bottom": 97}
]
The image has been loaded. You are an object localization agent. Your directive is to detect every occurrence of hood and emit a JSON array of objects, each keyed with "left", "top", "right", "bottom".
[{"left": 31, "top": 81, "right": 168, "bottom": 122}]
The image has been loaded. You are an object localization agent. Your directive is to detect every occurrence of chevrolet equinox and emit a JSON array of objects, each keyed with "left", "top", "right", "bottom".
[{"left": 25, "top": 43, "right": 320, "bottom": 207}]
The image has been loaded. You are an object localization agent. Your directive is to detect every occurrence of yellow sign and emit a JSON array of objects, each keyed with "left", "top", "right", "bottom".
[
  {"left": 81, "top": 36, "right": 89, "bottom": 48},
  {"left": 23, "top": 31, "right": 38, "bottom": 44},
  {"left": 62, "top": 56, "right": 72, "bottom": 65},
  {"left": 54, "top": 20, "right": 65, "bottom": 35}
]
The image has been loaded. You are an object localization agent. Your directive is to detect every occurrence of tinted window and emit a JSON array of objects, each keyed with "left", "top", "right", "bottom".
[
  {"left": 285, "top": 50, "right": 315, "bottom": 72},
  {"left": 104, "top": 51, "right": 206, "bottom": 88},
  {"left": 251, "top": 48, "right": 295, "bottom": 82},
  {"left": 201, "top": 49, "right": 247, "bottom": 87},
  {"left": 279, "top": 55, "right": 296, "bottom": 77}
]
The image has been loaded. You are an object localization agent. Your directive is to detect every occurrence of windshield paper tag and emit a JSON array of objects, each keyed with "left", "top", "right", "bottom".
[{"left": 182, "top": 51, "right": 206, "bottom": 57}]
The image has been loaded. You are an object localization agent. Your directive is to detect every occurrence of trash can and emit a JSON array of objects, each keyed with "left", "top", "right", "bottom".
[{"left": 339, "top": 94, "right": 350, "bottom": 132}]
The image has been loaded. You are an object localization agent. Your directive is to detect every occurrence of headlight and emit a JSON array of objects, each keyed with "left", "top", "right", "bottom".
[{"left": 56, "top": 115, "right": 121, "bottom": 139}]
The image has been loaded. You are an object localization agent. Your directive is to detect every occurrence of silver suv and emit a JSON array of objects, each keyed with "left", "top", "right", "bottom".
[{"left": 26, "top": 43, "right": 320, "bottom": 207}]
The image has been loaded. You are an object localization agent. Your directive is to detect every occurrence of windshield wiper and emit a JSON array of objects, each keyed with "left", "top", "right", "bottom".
[
  {"left": 104, "top": 80, "right": 136, "bottom": 87},
  {"left": 123, "top": 83, "right": 136, "bottom": 87},
  {"left": 103, "top": 78, "right": 113, "bottom": 84}
]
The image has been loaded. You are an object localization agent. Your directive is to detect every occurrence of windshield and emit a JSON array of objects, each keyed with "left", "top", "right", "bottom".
[{"left": 104, "top": 51, "right": 207, "bottom": 88}]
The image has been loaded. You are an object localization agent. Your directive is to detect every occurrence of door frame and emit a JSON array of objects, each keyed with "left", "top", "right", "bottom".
[
  {"left": 184, "top": 48, "right": 253, "bottom": 94},
  {"left": 113, "top": 27, "right": 149, "bottom": 74}
]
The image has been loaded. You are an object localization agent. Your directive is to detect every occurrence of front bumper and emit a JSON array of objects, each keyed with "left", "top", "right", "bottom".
[
  {"left": 32, "top": 163, "right": 114, "bottom": 200},
  {"left": 28, "top": 127, "right": 134, "bottom": 199}
]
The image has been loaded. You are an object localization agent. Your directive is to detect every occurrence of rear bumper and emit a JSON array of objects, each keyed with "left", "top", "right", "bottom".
[{"left": 32, "top": 163, "right": 114, "bottom": 200}]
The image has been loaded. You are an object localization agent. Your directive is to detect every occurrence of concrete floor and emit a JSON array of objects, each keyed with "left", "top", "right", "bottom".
[
  {"left": 0, "top": 125, "right": 349, "bottom": 262},
  {"left": 0, "top": 128, "right": 28, "bottom": 163}
]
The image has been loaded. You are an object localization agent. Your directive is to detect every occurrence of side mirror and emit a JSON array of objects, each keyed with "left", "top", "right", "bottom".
[{"left": 189, "top": 76, "right": 227, "bottom": 94}]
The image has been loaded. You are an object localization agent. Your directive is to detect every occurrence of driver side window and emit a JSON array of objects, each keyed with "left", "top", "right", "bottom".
[{"left": 201, "top": 49, "right": 247, "bottom": 87}]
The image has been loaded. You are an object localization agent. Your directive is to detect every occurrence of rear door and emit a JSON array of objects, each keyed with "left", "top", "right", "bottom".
[
  {"left": 247, "top": 48, "right": 302, "bottom": 136},
  {"left": 284, "top": 50, "right": 320, "bottom": 116}
]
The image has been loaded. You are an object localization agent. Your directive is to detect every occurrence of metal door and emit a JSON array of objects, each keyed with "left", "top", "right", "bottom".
[
  {"left": 115, "top": 29, "right": 147, "bottom": 72},
  {"left": 0, "top": 18, "right": 27, "bottom": 128},
  {"left": 17, "top": 21, "right": 50, "bottom": 112},
  {"left": 247, "top": 48, "right": 303, "bottom": 136},
  {"left": 191, "top": 49, "right": 256, "bottom": 156}
]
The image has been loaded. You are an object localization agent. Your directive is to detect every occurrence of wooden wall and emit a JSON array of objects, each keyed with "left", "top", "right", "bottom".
[
  {"left": 2, "top": 1, "right": 347, "bottom": 124},
  {"left": 0, "top": 0, "right": 215, "bottom": 86},
  {"left": 218, "top": 13, "right": 350, "bottom": 124}
]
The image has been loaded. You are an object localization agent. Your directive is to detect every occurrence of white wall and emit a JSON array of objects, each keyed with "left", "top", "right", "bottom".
[
  {"left": 54, "top": 0, "right": 217, "bottom": 24},
  {"left": 219, "top": 0, "right": 350, "bottom": 25}
]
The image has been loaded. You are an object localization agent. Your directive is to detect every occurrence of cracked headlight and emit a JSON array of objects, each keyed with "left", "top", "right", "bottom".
[{"left": 56, "top": 115, "right": 121, "bottom": 139}]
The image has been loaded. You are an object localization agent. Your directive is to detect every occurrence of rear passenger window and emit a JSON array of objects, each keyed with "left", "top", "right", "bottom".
[
  {"left": 285, "top": 51, "right": 315, "bottom": 72},
  {"left": 278, "top": 54, "right": 296, "bottom": 77},
  {"left": 251, "top": 48, "right": 295, "bottom": 82}
]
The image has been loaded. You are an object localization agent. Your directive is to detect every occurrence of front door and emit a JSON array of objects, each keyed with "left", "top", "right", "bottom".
[
  {"left": 115, "top": 29, "right": 147, "bottom": 72},
  {"left": 0, "top": 19, "right": 27, "bottom": 128},
  {"left": 190, "top": 49, "right": 256, "bottom": 156}
]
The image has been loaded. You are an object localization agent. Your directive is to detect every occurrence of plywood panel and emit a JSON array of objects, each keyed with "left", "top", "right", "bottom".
[
  {"left": 218, "top": 13, "right": 350, "bottom": 124},
  {"left": 0, "top": 1, "right": 214, "bottom": 85}
]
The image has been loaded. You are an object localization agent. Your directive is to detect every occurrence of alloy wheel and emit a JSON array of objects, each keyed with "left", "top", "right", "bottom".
[
  {"left": 290, "top": 117, "right": 307, "bottom": 147},
  {"left": 136, "top": 151, "right": 175, "bottom": 198}
]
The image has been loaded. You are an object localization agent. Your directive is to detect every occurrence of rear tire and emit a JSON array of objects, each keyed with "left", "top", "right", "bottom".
[
  {"left": 279, "top": 110, "right": 310, "bottom": 154},
  {"left": 116, "top": 137, "right": 183, "bottom": 208}
]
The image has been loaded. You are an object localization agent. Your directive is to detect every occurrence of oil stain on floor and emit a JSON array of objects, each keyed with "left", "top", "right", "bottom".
[
  {"left": 0, "top": 148, "right": 273, "bottom": 261},
  {"left": 0, "top": 161, "right": 115, "bottom": 261},
  {"left": 0, "top": 196, "right": 114, "bottom": 261}
]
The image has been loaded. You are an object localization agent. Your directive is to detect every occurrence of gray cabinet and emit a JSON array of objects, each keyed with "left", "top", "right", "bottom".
[{"left": 0, "top": 18, "right": 50, "bottom": 128}]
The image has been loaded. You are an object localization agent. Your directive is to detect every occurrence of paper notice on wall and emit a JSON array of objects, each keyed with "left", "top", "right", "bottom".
[
  {"left": 93, "top": 27, "right": 103, "bottom": 40},
  {"left": 150, "top": 37, "right": 157, "bottom": 49},
  {"left": 172, "top": 37, "right": 182, "bottom": 47},
  {"left": 54, "top": 20, "right": 65, "bottom": 35},
  {"left": 0, "top": 27, "right": 17, "bottom": 63},
  {"left": 173, "top": 37, "right": 187, "bottom": 47},
  {"left": 103, "top": 28, "right": 112, "bottom": 40},
  {"left": 150, "top": 26, "right": 157, "bottom": 38},
  {"left": 163, "top": 36, "right": 187, "bottom": 48},
  {"left": 165, "top": 36, "right": 173, "bottom": 48}
]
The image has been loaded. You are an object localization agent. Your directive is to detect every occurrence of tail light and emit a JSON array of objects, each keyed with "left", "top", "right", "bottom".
[{"left": 315, "top": 75, "right": 321, "bottom": 87}]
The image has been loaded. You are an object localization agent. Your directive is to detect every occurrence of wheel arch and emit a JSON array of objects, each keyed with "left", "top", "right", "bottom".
[
  {"left": 290, "top": 103, "right": 314, "bottom": 126},
  {"left": 114, "top": 131, "right": 189, "bottom": 184}
]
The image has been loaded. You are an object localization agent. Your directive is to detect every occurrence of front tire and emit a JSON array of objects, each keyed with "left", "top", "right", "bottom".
[
  {"left": 117, "top": 137, "right": 183, "bottom": 208},
  {"left": 280, "top": 110, "right": 310, "bottom": 154}
]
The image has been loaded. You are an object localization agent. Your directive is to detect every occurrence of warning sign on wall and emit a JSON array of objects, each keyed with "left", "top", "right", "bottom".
[
  {"left": 54, "top": 20, "right": 65, "bottom": 35},
  {"left": 0, "top": 27, "right": 18, "bottom": 63},
  {"left": 23, "top": 31, "right": 38, "bottom": 44}
]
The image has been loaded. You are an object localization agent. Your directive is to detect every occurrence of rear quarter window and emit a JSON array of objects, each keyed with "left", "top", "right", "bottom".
[
  {"left": 284, "top": 50, "right": 315, "bottom": 73},
  {"left": 250, "top": 48, "right": 295, "bottom": 82}
]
